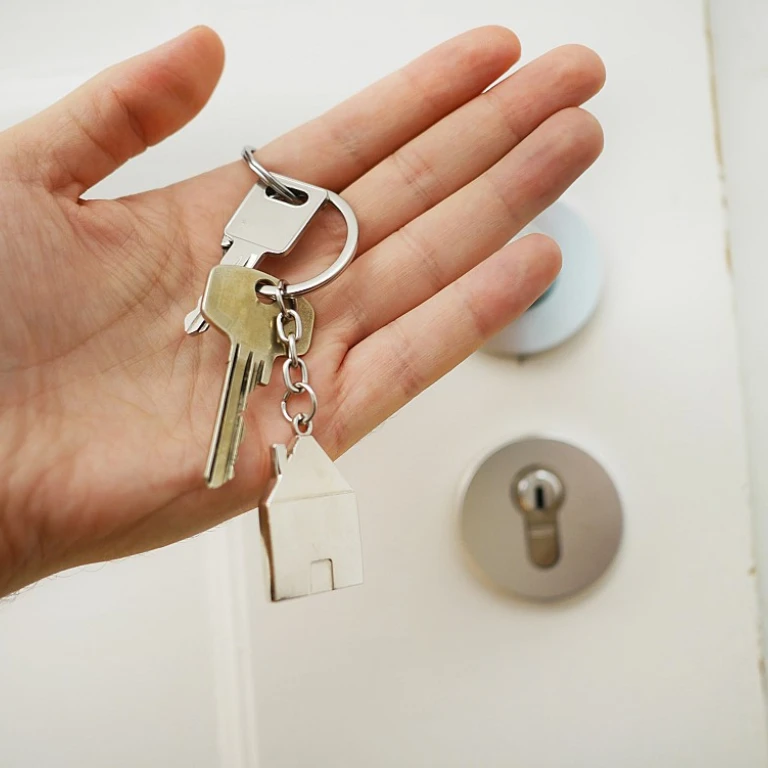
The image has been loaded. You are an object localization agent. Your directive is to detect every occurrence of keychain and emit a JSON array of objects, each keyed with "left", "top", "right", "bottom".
[{"left": 185, "top": 147, "right": 363, "bottom": 601}]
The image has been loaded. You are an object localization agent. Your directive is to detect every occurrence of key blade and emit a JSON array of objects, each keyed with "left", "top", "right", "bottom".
[{"left": 205, "top": 343, "right": 259, "bottom": 489}]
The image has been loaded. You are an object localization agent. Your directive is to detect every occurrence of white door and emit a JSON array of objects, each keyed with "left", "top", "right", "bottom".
[{"left": 1, "top": 1, "right": 766, "bottom": 766}]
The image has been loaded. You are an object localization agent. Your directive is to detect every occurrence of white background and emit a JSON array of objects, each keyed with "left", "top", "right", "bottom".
[{"left": 1, "top": 1, "right": 767, "bottom": 766}]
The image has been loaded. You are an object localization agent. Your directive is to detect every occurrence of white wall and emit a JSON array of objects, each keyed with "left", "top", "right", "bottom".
[
  {"left": 709, "top": 0, "right": 768, "bottom": 671},
  {"left": 0, "top": 1, "right": 766, "bottom": 767}
]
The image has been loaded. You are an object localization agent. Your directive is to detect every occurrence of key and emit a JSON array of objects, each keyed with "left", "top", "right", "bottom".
[
  {"left": 260, "top": 435, "right": 364, "bottom": 601},
  {"left": 184, "top": 174, "right": 328, "bottom": 335},
  {"left": 201, "top": 265, "right": 315, "bottom": 488}
]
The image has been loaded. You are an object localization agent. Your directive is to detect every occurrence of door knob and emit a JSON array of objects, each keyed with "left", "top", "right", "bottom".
[{"left": 484, "top": 201, "right": 602, "bottom": 357}]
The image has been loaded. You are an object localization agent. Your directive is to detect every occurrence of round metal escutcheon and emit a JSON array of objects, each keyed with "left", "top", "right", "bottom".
[{"left": 460, "top": 437, "right": 623, "bottom": 601}]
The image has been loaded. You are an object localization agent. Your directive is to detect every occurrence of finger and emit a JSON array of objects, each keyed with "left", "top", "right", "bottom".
[
  {"left": 341, "top": 44, "right": 605, "bottom": 255},
  {"left": 169, "top": 26, "right": 521, "bottom": 233},
  {"left": 11, "top": 26, "right": 225, "bottom": 197},
  {"left": 332, "top": 234, "right": 561, "bottom": 451},
  {"left": 261, "top": 44, "right": 603, "bottom": 285},
  {"left": 325, "top": 107, "right": 604, "bottom": 346}
]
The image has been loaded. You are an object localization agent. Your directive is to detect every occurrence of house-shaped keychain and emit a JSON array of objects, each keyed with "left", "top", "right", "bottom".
[{"left": 260, "top": 435, "right": 364, "bottom": 601}]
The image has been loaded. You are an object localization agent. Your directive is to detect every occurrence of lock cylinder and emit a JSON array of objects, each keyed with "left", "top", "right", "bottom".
[{"left": 513, "top": 468, "right": 564, "bottom": 569}]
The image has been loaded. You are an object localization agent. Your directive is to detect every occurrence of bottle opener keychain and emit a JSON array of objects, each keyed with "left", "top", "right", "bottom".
[{"left": 184, "top": 146, "right": 363, "bottom": 601}]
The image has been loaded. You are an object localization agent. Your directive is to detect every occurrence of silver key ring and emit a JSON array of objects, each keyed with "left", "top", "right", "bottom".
[
  {"left": 242, "top": 146, "right": 302, "bottom": 205},
  {"left": 258, "top": 186, "right": 359, "bottom": 299}
]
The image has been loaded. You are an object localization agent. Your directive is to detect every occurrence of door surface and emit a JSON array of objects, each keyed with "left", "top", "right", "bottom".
[{"left": 0, "top": 1, "right": 766, "bottom": 766}]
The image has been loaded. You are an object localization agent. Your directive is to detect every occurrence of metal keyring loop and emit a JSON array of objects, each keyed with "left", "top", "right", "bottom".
[
  {"left": 257, "top": 189, "right": 359, "bottom": 299},
  {"left": 281, "top": 381, "right": 318, "bottom": 425},
  {"left": 242, "top": 146, "right": 302, "bottom": 205}
]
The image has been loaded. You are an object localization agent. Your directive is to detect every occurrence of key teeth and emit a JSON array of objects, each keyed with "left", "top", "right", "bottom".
[
  {"left": 231, "top": 417, "right": 246, "bottom": 467},
  {"left": 255, "top": 358, "right": 273, "bottom": 387},
  {"left": 204, "top": 403, "right": 247, "bottom": 489}
]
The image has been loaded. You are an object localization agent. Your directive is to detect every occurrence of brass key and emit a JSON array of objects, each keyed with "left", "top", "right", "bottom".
[{"left": 201, "top": 265, "right": 315, "bottom": 488}]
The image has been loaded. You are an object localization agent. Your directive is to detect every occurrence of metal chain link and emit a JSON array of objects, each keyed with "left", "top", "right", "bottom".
[
  {"left": 275, "top": 282, "right": 317, "bottom": 437},
  {"left": 241, "top": 146, "right": 302, "bottom": 205}
]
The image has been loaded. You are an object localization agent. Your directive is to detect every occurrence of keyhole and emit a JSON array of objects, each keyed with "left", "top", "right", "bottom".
[{"left": 513, "top": 468, "right": 564, "bottom": 569}]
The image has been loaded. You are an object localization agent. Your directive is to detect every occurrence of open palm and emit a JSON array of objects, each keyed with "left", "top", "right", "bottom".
[{"left": 0, "top": 26, "right": 604, "bottom": 595}]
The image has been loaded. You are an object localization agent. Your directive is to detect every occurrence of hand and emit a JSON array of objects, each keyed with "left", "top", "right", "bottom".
[{"left": 0, "top": 26, "right": 604, "bottom": 595}]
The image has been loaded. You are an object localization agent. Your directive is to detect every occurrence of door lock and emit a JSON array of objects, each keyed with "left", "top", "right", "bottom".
[
  {"left": 513, "top": 467, "right": 564, "bottom": 569},
  {"left": 460, "top": 437, "right": 623, "bottom": 601}
]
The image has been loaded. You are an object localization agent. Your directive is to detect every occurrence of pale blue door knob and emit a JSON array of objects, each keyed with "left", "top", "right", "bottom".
[{"left": 484, "top": 201, "right": 602, "bottom": 356}]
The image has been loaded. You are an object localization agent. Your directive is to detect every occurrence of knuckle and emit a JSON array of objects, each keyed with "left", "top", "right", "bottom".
[
  {"left": 388, "top": 321, "right": 425, "bottom": 402},
  {"left": 391, "top": 146, "right": 443, "bottom": 211}
]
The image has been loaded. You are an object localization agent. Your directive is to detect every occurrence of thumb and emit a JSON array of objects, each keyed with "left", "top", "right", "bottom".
[{"left": 7, "top": 26, "right": 225, "bottom": 197}]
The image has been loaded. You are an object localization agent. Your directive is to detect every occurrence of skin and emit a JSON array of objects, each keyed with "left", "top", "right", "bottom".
[{"left": 0, "top": 26, "right": 605, "bottom": 597}]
